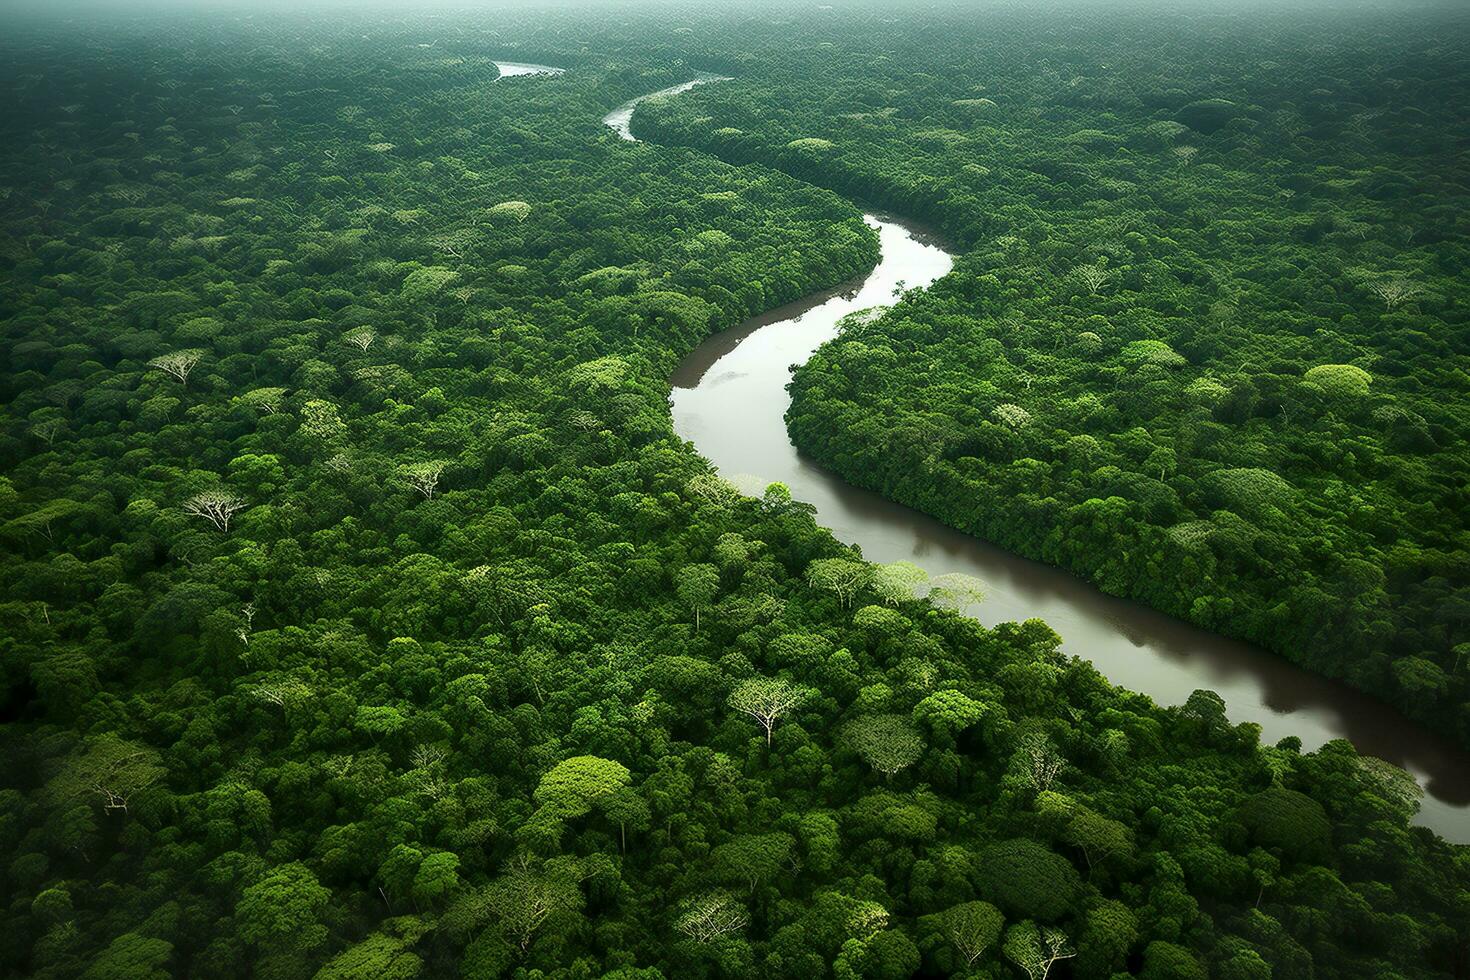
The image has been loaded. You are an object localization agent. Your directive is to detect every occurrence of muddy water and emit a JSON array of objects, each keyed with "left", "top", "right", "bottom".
[{"left": 667, "top": 215, "right": 1470, "bottom": 840}]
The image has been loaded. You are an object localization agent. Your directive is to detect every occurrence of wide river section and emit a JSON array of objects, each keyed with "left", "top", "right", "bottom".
[{"left": 670, "top": 216, "right": 1470, "bottom": 840}]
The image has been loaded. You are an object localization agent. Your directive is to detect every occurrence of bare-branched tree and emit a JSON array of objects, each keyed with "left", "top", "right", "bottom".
[
  {"left": 45, "top": 736, "right": 165, "bottom": 816},
  {"left": 1369, "top": 278, "right": 1423, "bottom": 310},
  {"left": 254, "top": 678, "right": 310, "bottom": 710},
  {"left": 148, "top": 349, "right": 205, "bottom": 388},
  {"left": 675, "top": 892, "right": 750, "bottom": 943},
  {"left": 183, "top": 490, "right": 247, "bottom": 531},
  {"left": 1075, "top": 264, "right": 1115, "bottom": 296},
  {"left": 1005, "top": 922, "right": 1075, "bottom": 980},
  {"left": 30, "top": 418, "right": 65, "bottom": 445},
  {"left": 485, "top": 855, "right": 583, "bottom": 952},
  {"left": 411, "top": 743, "right": 449, "bottom": 770},
  {"left": 942, "top": 902, "right": 1003, "bottom": 967},
  {"left": 343, "top": 326, "right": 377, "bottom": 352},
  {"left": 238, "top": 387, "right": 287, "bottom": 415},
  {"left": 236, "top": 601, "right": 257, "bottom": 646},
  {"left": 400, "top": 461, "right": 446, "bottom": 500},
  {"left": 805, "top": 557, "right": 869, "bottom": 608},
  {"left": 728, "top": 676, "right": 810, "bottom": 746},
  {"left": 1018, "top": 732, "right": 1065, "bottom": 792}
]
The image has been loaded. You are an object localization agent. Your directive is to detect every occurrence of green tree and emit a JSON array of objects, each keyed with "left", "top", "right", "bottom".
[
  {"left": 313, "top": 931, "right": 422, "bottom": 980},
  {"left": 80, "top": 933, "right": 172, "bottom": 980},
  {"left": 676, "top": 563, "right": 721, "bottom": 633},
  {"left": 845, "top": 714, "right": 925, "bottom": 779},
  {"left": 534, "top": 756, "right": 632, "bottom": 819},
  {"left": 236, "top": 863, "right": 332, "bottom": 952}
]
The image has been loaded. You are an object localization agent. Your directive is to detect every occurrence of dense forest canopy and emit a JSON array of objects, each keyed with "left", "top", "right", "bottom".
[
  {"left": 639, "top": 2, "right": 1470, "bottom": 744},
  {"left": 1, "top": 2, "right": 1467, "bottom": 979}
]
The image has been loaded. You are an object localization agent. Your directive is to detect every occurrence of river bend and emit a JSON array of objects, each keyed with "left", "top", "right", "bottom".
[{"left": 605, "top": 85, "right": 1470, "bottom": 839}]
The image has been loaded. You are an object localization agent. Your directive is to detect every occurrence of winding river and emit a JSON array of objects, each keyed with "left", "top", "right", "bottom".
[
  {"left": 601, "top": 74, "right": 732, "bottom": 141},
  {"left": 608, "top": 84, "right": 1470, "bottom": 840}
]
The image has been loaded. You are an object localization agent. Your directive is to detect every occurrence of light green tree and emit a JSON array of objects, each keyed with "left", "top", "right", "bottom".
[
  {"left": 728, "top": 676, "right": 810, "bottom": 745},
  {"left": 806, "top": 557, "right": 869, "bottom": 608},
  {"left": 236, "top": 862, "right": 332, "bottom": 951},
  {"left": 1004, "top": 921, "right": 1074, "bottom": 980},
  {"left": 534, "top": 755, "right": 631, "bottom": 818},
  {"left": 676, "top": 563, "right": 720, "bottom": 632},
  {"left": 846, "top": 714, "right": 926, "bottom": 779}
]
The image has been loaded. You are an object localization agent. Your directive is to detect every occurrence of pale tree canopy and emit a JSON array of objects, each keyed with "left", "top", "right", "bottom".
[
  {"left": 533, "top": 755, "right": 631, "bottom": 819},
  {"left": 343, "top": 326, "right": 377, "bottom": 352},
  {"left": 926, "top": 572, "right": 987, "bottom": 611},
  {"left": 1015, "top": 731, "right": 1066, "bottom": 792},
  {"left": 147, "top": 349, "right": 205, "bottom": 387},
  {"left": 806, "top": 557, "right": 869, "bottom": 608},
  {"left": 567, "top": 355, "right": 630, "bottom": 392},
  {"left": 675, "top": 563, "right": 721, "bottom": 633},
  {"left": 1074, "top": 263, "right": 1115, "bottom": 295},
  {"left": 237, "top": 387, "right": 288, "bottom": 415},
  {"left": 44, "top": 734, "right": 165, "bottom": 815},
  {"left": 674, "top": 891, "right": 749, "bottom": 943},
  {"left": 686, "top": 473, "right": 744, "bottom": 509},
  {"left": 870, "top": 560, "right": 928, "bottom": 606},
  {"left": 993, "top": 402, "right": 1032, "bottom": 430},
  {"left": 1368, "top": 277, "right": 1422, "bottom": 310},
  {"left": 728, "top": 676, "right": 810, "bottom": 746},
  {"left": 937, "top": 901, "right": 1003, "bottom": 967},
  {"left": 1304, "top": 363, "right": 1372, "bottom": 400},
  {"left": 183, "top": 489, "right": 247, "bottom": 531},
  {"left": 1121, "top": 339, "right": 1187, "bottom": 368},
  {"left": 484, "top": 855, "right": 585, "bottom": 952},
  {"left": 488, "top": 199, "right": 533, "bottom": 223},
  {"left": 301, "top": 400, "right": 348, "bottom": 442},
  {"left": 399, "top": 461, "right": 446, "bottom": 500},
  {"left": 1357, "top": 756, "right": 1423, "bottom": 819},
  {"left": 1004, "top": 920, "right": 1075, "bottom": 980}
]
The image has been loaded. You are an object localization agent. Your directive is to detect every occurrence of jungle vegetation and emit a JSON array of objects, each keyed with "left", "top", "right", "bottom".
[
  {"left": 1, "top": 3, "right": 1467, "bottom": 980},
  {"left": 641, "top": 3, "right": 1470, "bottom": 743}
]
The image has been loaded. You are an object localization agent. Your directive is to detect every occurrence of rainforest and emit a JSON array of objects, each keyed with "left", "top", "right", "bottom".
[{"left": 1, "top": 1, "right": 1467, "bottom": 978}]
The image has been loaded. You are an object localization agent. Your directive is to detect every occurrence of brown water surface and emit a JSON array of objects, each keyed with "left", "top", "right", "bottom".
[{"left": 668, "top": 215, "right": 1470, "bottom": 840}]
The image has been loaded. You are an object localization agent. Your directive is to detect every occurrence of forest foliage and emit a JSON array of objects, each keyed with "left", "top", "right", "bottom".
[
  {"left": 640, "top": 3, "right": 1470, "bottom": 742},
  {"left": 1, "top": 3, "right": 1468, "bottom": 979}
]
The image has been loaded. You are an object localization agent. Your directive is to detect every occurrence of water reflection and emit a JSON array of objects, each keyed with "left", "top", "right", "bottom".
[{"left": 669, "top": 214, "right": 1470, "bottom": 839}]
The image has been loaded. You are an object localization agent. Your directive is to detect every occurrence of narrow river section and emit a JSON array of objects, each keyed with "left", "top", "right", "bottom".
[
  {"left": 602, "top": 74, "right": 731, "bottom": 141},
  {"left": 667, "top": 214, "right": 1470, "bottom": 840},
  {"left": 493, "top": 61, "right": 566, "bottom": 79}
]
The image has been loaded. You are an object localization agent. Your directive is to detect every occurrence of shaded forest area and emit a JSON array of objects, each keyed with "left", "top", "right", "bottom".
[{"left": 1, "top": 4, "right": 1468, "bottom": 979}]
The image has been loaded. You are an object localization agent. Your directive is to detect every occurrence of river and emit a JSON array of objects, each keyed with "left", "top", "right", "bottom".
[
  {"left": 601, "top": 74, "right": 732, "bottom": 141},
  {"left": 606, "top": 85, "right": 1470, "bottom": 840},
  {"left": 493, "top": 61, "right": 566, "bottom": 79}
]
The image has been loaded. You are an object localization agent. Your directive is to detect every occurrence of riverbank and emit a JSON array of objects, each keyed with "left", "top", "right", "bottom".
[{"left": 667, "top": 211, "right": 1470, "bottom": 840}]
